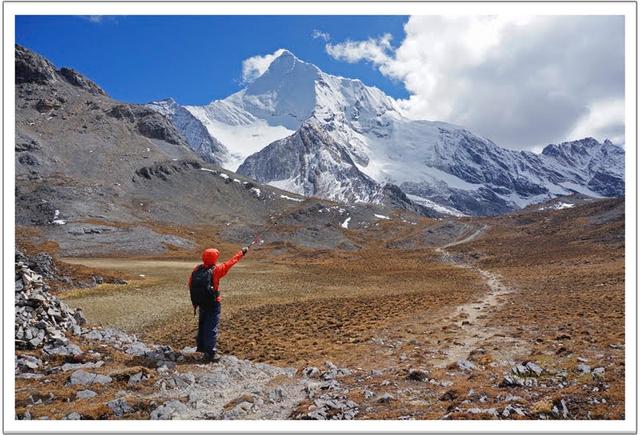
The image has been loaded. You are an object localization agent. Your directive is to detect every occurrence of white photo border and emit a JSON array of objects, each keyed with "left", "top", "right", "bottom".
[{"left": 2, "top": 1, "right": 637, "bottom": 433}]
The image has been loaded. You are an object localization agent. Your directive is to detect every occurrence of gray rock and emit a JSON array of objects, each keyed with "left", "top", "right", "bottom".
[
  {"left": 60, "top": 361, "right": 104, "bottom": 372},
  {"left": 302, "top": 397, "right": 358, "bottom": 420},
  {"left": 592, "top": 367, "right": 605, "bottom": 379},
  {"left": 512, "top": 364, "right": 529, "bottom": 376},
  {"left": 377, "top": 393, "right": 394, "bottom": 403},
  {"left": 171, "top": 372, "right": 195, "bottom": 388},
  {"left": 16, "top": 355, "right": 42, "bottom": 370},
  {"left": 64, "top": 412, "right": 82, "bottom": 420},
  {"left": 457, "top": 359, "right": 477, "bottom": 371},
  {"left": 576, "top": 363, "right": 591, "bottom": 374},
  {"left": 525, "top": 362, "right": 543, "bottom": 377},
  {"left": 302, "top": 366, "right": 321, "bottom": 378},
  {"left": 268, "top": 387, "right": 285, "bottom": 403},
  {"left": 107, "top": 398, "right": 133, "bottom": 417},
  {"left": 16, "top": 372, "right": 44, "bottom": 379},
  {"left": 126, "top": 341, "right": 151, "bottom": 356},
  {"left": 128, "top": 371, "right": 149, "bottom": 385},
  {"left": 28, "top": 336, "right": 43, "bottom": 348},
  {"left": 502, "top": 404, "right": 526, "bottom": 417},
  {"left": 84, "top": 329, "right": 103, "bottom": 341},
  {"left": 76, "top": 390, "right": 97, "bottom": 399},
  {"left": 69, "top": 369, "right": 112, "bottom": 385},
  {"left": 500, "top": 375, "right": 525, "bottom": 388},
  {"left": 181, "top": 346, "right": 196, "bottom": 355},
  {"left": 43, "top": 343, "right": 82, "bottom": 357},
  {"left": 561, "top": 399, "right": 569, "bottom": 418},
  {"left": 467, "top": 407, "right": 499, "bottom": 418},
  {"left": 150, "top": 400, "right": 189, "bottom": 420}
]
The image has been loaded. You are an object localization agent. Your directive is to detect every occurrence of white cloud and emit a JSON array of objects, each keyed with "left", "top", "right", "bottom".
[
  {"left": 326, "top": 16, "right": 625, "bottom": 150},
  {"left": 241, "top": 49, "right": 286, "bottom": 83},
  {"left": 325, "top": 33, "right": 393, "bottom": 66},
  {"left": 569, "top": 97, "right": 625, "bottom": 145},
  {"left": 312, "top": 29, "right": 331, "bottom": 42}
]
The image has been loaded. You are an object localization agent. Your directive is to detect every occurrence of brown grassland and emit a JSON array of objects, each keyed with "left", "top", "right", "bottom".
[{"left": 16, "top": 199, "right": 625, "bottom": 420}]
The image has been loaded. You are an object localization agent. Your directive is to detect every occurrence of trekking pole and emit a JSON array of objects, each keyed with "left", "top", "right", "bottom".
[{"left": 247, "top": 213, "right": 282, "bottom": 250}]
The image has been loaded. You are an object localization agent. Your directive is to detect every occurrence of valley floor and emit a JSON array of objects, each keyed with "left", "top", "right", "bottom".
[{"left": 54, "top": 210, "right": 624, "bottom": 420}]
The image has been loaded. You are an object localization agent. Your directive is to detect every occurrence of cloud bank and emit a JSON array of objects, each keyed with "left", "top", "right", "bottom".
[{"left": 326, "top": 16, "right": 625, "bottom": 150}]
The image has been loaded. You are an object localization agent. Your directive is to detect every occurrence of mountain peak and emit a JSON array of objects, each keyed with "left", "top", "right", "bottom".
[{"left": 259, "top": 49, "right": 319, "bottom": 80}]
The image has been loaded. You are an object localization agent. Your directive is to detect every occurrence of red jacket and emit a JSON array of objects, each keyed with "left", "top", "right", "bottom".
[{"left": 189, "top": 249, "right": 244, "bottom": 303}]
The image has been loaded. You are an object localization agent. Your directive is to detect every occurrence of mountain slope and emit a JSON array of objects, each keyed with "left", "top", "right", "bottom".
[
  {"left": 146, "top": 98, "right": 229, "bottom": 165},
  {"left": 238, "top": 119, "right": 382, "bottom": 203},
  {"left": 16, "top": 45, "right": 432, "bottom": 256}
]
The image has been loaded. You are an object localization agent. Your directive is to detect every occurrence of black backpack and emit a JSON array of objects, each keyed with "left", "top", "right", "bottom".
[{"left": 190, "top": 265, "right": 218, "bottom": 308}]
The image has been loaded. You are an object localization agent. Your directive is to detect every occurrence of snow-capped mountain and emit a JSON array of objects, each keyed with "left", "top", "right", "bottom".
[
  {"left": 168, "top": 50, "right": 624, "bottom": 215},
  {"left": 238, "top": 119, "right": 383, "bottom": 204},
  {"left": 540, "top": 138, "right": 625, "bottom": 197},
  {"left": 147, "top": 98, "right": 229, "bottom": 165}
]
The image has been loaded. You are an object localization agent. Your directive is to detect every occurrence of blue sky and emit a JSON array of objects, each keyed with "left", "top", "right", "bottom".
[
  {"left": 15, "top": 15, "right": 409, "bottom": 105},
  {"left": 15, "top": 15, "right": 624, "bottom": 149}
]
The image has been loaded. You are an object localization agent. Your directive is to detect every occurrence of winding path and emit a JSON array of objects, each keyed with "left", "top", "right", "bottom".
[{"left": 433, "top": 225, "right": 524, "bottom": 367}]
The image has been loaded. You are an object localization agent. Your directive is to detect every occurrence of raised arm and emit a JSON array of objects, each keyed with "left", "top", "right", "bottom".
[{"left": 214, "top": 250, "right": 245, "bottom": 280}]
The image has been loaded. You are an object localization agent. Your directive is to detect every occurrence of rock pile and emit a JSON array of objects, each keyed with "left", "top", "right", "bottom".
[
  {"left": 294, "top": 361, "right": 359, "bottom": 420},
  {"left": 15, "top": 252, "right": 87, "bottom": 350}
]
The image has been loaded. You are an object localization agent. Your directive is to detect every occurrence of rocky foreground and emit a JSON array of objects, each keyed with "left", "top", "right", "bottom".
[{"left": 14, "top": 252, "right": 359, "bottom": 420}]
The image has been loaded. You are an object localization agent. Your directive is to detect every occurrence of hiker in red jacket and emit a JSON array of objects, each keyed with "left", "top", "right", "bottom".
[{"left": 189, "top": 247, "right": 247, "bottom": 363}]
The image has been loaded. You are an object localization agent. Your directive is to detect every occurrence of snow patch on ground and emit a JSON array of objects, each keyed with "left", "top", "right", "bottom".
[
  {"left": 406, "top": 194, "right": 467, "bottom": 217},
  {"left": 538, "top": 202, "right": 576, "bottom": 211},
  {"left": 279, "top": 194, "right": 303, "bottom": 202},
  {"left": 51, "top": 210, "right": 66, "bottom": 225},
  {"left": 250, "top": 187, "right": 261, "bottom": 197},
  {"left": 341, "top": 217, "right": 351, "bottom": 229},
  {"left": 374, "top": 214, "right": 390, "bottom": 220}
]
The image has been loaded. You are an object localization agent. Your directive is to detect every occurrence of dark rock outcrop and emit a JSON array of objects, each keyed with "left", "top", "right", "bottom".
[
  {"left": 15, "top": 44, "right": 57, "bottom": 84},
  {"left": 59, "top": 67, "right": 106, "bottom": 96},
  {"left": 107, "top": 104, "right": 186, "bottom": 145}
]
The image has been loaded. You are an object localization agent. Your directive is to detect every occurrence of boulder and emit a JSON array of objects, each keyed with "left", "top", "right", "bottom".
[
  {"left": 592, "top": 367, "right": 605, "bottom": 379},
  {"left": 576, "top": 363, "right": 591, "bottom": 374},
  {"left": 150, "top": 400, "right": 189, "bottom": 420},
  {"left": 76, "top": 390, "right": 97, "bottom": 400},
  {"left": 107, "top": 398, "right": 133, "bottom": 417},
  {"left": 69, "top": 369, "right": 112, "bottom": 385}
]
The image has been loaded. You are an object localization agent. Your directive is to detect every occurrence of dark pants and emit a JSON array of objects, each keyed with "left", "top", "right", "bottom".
[{"left": 196, "top": 303, "right": 221, "bottom": 355}]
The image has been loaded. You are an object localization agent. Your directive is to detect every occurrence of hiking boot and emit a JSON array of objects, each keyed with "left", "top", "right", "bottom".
[{"left": 203, "top": 352, "right": 221, "bottom": 363}]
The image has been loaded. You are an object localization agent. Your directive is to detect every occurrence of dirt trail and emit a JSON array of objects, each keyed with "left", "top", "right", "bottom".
[{"left": 432, "top": 225, "right": 525, "bottom": 367}]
